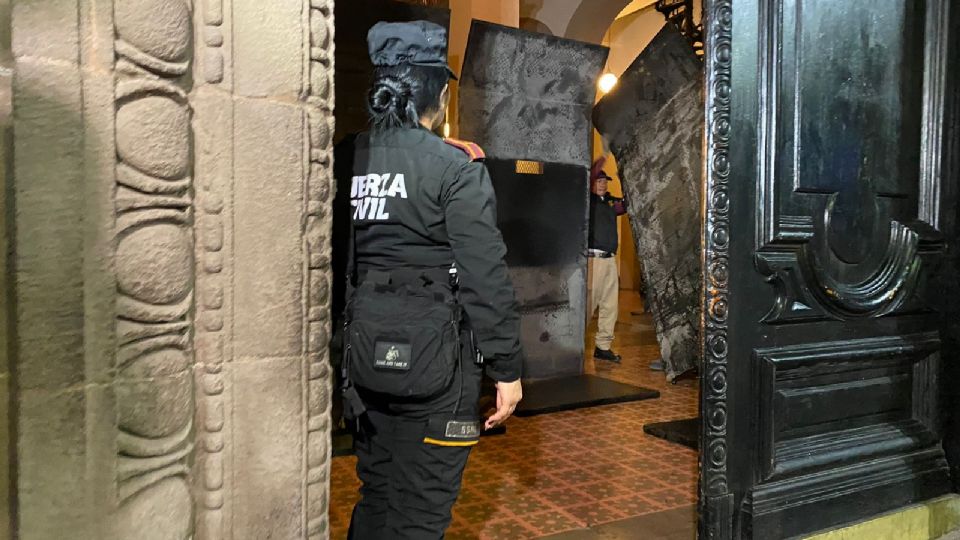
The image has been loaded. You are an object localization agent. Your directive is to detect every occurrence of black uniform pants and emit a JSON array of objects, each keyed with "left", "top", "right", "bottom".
[{"left": 348, "top": 354, "right": 483, "bottom": 539}]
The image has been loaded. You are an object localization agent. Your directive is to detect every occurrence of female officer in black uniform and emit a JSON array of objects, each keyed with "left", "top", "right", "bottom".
[{"left": 335, "top": 21, "right": 524, "bottom": 539}]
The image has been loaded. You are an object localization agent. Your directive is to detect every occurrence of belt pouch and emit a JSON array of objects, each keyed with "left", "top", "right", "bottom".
[{"left": 345, "top": 281, "right": 460, "bottom": 400}]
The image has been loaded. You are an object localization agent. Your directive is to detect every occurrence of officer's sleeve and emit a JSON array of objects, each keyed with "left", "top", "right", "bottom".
[{"left": 442, "top": 161, "right": 524, "bottom": 382}]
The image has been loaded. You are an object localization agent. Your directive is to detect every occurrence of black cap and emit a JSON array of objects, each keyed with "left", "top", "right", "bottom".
[{"left": 367, "top": 20, "right": 458, "bottom": 80}]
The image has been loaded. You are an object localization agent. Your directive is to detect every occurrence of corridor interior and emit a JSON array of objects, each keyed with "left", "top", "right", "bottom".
[
  {"left": 328, "top": 291, "right": 700, "bottom": 539},
  {"left": 327, "top": 7, "right": 705, "bottom": 534}
]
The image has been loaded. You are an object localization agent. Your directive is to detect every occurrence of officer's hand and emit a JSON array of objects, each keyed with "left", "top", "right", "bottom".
[{"left": 485, "top": 379, "right": 523, "bottom": 430}]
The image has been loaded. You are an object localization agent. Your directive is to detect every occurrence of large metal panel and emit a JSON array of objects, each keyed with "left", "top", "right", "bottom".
[
  {"left": 459, "top": 22, "right": 607, "bottom": 379},
  {"left": 459, "top": 21, "right": 607, "bottom": 168},
  {"left": 593, "top": 25, "right": 703, "bottom": 381},
  {"left": 485, "top": 159, "right": 589, "bottom": 379},
  {"left": 700, "top": 0, "right": 960, "bottom": 538}
]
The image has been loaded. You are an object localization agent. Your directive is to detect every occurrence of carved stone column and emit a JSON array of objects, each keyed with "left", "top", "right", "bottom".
[
  {"left": 189, "top": 0, "right": 334, "bottom": 537},
  {"left": 12, "top": 0, "right": 115, "bottom": 537},
  {"left": 194, "top": 0, "right": 337, "bottom": 537},
  {"left": 0, "top": 0, "right": 13, "bottom": 535},
  {"left": 193, "top": 0, "right": 233, "bottom": 536},
  {"left": 112, "top": 1, "right": 196, "bottom": 538},
  {"left": 304, "top": 2, "right": 336, "bottom": 538},
  {"left": 191, "top": 0, "right": 337, "bottom": 538},
  {"left": 8, "top": 0, "right": 335, "bottom": 538}
]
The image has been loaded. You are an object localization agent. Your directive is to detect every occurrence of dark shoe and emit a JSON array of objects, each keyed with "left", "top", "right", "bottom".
[{"left": 594, "top": 347, "right": 621, "bottom": 363}]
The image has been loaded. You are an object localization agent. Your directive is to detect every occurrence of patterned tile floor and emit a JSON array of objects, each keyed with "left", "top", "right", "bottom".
[{"left": 329, "top": 291, "right": 700, "bottom": 539}]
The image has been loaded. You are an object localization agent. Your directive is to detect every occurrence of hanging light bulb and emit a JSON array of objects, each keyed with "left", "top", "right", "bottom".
[{"left": 598, "top": 72, "right": 618, "bottom": 94}]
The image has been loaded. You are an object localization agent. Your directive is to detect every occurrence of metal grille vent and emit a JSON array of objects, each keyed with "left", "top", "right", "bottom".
[{"left": 515, "top": 160, "right": 544, "bottom": 175}]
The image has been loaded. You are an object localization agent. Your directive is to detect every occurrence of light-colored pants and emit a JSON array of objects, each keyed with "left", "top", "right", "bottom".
[{"left": 587, "top": 256, "right": 619, "bottom": 350}]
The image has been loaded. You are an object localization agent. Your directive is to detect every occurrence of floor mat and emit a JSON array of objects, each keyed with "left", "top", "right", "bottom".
[
  {"left": 643, "top": 417, "right": 699, "bottom": 450},
  {"left": 514, "top": 374, "right": 660, "bottom": 417}
]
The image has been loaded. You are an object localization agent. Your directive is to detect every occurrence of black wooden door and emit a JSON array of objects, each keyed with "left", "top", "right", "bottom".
[{"left": 700, "top": 0, "right": 960, "bottom": 538}]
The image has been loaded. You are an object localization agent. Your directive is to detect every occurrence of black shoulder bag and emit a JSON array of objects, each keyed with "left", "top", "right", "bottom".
[{"left": 340, "top": 223, "right": 463, "bottom": 420}]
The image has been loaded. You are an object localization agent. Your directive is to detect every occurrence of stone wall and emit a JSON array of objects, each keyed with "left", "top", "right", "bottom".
[
  {"left": 7, "top": 1, "right": 335, "bottom": 538},
  {"left": 0, "top": 0, "right": 11, "bottom": 535}
]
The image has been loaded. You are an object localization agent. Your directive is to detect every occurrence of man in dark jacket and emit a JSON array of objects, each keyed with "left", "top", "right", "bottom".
[{"left": 588, "top": 166, "right": 627, "bottom": 362}]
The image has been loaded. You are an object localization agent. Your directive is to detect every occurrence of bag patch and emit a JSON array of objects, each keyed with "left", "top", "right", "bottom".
[{"left": 374, "top": 341, "right": 411, "bottom": 371}]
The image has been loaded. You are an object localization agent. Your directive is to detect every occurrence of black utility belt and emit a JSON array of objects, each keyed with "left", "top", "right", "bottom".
[
  {"left": 588, "top": 251, "right": 615, "bottom": 258},
  {"left": 355, "top": 267, "right": 455, "bottom": 289}
]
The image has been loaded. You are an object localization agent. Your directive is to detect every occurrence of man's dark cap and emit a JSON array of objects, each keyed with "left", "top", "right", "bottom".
[
  {"left": 368, "top": 21, "right": 457, "bottom": 80},
  {"left": 594, "top": 170, "right": 613, "bottom": 181}
]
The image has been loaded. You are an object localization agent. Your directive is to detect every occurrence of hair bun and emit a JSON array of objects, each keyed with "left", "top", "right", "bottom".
[
  {"left": 369, "top": 77, "right": 411, "bottom": 114},
  {"left": 367, "top": 64, "right": 446, "bottom": 131}
]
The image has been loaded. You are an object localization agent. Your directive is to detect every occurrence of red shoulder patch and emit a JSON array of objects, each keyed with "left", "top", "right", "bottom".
[{"left": 443, "top": 138, "right": 485, "bottom": 161}]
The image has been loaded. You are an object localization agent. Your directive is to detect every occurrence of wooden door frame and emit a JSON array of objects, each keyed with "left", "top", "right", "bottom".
[{"left": 699, "top": 0, "right": 734, "bottom": 537}]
